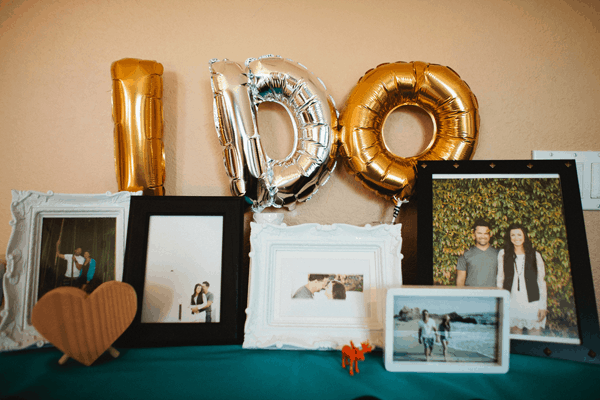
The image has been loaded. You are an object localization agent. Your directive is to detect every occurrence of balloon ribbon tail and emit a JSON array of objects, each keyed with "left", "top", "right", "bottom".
[{"left": 391, "top": 197, "right": 409, "bottom": 225}]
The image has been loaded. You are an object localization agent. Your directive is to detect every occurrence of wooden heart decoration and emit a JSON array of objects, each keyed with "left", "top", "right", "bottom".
[{"left": 32, "top": 281, "right": 137, "bottom": 366}]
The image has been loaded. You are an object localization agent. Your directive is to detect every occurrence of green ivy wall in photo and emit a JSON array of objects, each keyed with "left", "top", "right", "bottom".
[{"left": 432, "top": 177, "right": 577, "bottom": 337}]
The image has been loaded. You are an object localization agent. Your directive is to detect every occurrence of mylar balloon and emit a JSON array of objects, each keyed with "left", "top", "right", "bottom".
[
  {"left": 112, "top": 58, "right": 165, "bottom": 196},
  {"left": 210, "top": 55, "right": 338, "bottom": 212},
  {"left": 339, "top": 61, "right": 479, "bottom": 201}
]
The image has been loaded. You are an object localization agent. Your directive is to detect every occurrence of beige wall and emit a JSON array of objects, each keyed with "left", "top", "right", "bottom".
[{"left": 1, "top": 0, "right": 599, "bottom": 309}]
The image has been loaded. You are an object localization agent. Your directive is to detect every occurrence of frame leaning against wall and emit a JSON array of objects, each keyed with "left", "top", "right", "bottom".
[
  {"left": 243, "top": 222, "right": 403, "bottom": 350},
  {"left": 417, "top": 160, "right": 600, "bottom": 364},
  {"left": 117, "top": 196, "right": 246, "bottom": 348},
  {"left": 0, "top": 190, "right": 138, "bottom": 352}
]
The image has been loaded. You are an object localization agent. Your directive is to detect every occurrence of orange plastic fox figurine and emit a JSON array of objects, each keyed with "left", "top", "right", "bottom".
[{"left": 341, "top": 341, "right": 373, "bottom": 375}]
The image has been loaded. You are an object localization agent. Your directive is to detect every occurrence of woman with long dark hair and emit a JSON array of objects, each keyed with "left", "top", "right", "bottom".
[
  {"left": 437, "top": 315, "right": 451, "bottom": 361},
  {"left": 324, "top": 280, "right": 346, "bottom": 300},
  {"left": 497, "top": 223, "right": 547, "bottom": 335},
  {"left": 190, "top": 283, "right": 206, "bottom": 322}
]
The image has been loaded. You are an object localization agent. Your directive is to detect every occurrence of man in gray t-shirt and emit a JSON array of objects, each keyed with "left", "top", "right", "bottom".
[
  {"left": 292, "top": 274, "right": 329, "bottom": 299},
  {"left": 456, "top": 219, "right": 498, "bottom": 287}
]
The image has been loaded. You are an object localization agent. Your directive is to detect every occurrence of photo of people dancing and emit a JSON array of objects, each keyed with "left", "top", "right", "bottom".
[{"left": 38, "top": 218, "right": 116, "bottom": 299}]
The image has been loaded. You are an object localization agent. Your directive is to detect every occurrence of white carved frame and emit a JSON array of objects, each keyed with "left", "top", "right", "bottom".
[
  {"left": 0, "top": 190, "right": 139, "bottom": 351},
  {"left": 384, "top": 286, "right": 510, "bottom": 373},
  {"left": 243, "top": 222, "right": 403, "bottom": 350}
]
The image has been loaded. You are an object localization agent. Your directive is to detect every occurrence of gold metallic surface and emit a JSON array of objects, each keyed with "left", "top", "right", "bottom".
[
  {"left": 111, "top": 58, "right": 165, "bottom": 196},
  {"left": 338, "top": 61, "right": 479, "bottom": 201}
]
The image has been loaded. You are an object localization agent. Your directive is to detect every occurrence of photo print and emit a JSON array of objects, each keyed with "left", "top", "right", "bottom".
[
  {"left": 38, "top": 217, "right": 117, "bottom": 298},
  {"left": 141, "top": 216, "right": 223, "bottom": 324},
  {"left": 291, "top": 274, "right": 364, "bottom": 301},
  {"left": 393, "top": 295, "right": 501, "bottom": 364},
  {"left": 276, "top": 250, "right": 373, "bottom": 321},
  {"left": 431, "top": 174, "right": 579, "bottom": 344}
]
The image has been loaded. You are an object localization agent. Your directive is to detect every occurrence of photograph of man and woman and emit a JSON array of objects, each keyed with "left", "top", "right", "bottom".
[
  {"left": 432, "top": 175, "right": 579, "bottom": 343},
  {"left": 38, "top": 217, "right": 117, "bottom": 298},
  {"left": 141, "top": 215, "right": 222, "bottom": 323},
  {"left": 275, "top": 250, "right": 374, "bottom": 321},
  {"left": 393, "top": 296, "right": 500, "bottom": 363},
  {"left": 189, "top": 281, "right": 215, "bottom": 323},
  {"left": 291, "top": 274, "right": 364, "bottom": 300}
]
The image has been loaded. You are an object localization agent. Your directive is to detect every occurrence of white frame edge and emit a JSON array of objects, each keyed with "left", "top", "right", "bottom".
[
  {"left": 0, "top": 190, "right": 140, "bottom": 351},
  {"left": 384, "top": 286, "right": 510, "bottom": 373},
  {"left": 243, "top": 222, "right": 403, "bottom": 350}
]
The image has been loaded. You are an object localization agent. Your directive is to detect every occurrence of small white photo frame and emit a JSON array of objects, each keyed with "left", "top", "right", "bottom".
[
  {"left": 385, "top": 286, "right": 510, "bottom": 373},
  {"left": 243, "top": 223, "right": 403, "bottom": 350}
]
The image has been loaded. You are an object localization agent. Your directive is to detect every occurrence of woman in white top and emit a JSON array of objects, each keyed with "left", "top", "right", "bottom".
[
  {"left": 497, "top": 223, "right": 548, "bottom": 335},
  {"left": 190, "top": 283, "right": 207, "bottom": 322}
]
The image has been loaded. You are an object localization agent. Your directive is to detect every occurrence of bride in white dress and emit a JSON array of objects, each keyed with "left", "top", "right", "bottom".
[{"left": 497, "top": 223, "right": 547, "bottom": 335}]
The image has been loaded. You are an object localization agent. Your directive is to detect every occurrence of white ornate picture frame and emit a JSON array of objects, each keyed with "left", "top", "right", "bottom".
[
  {"left": 0, "top": 190, "right": 139, "bottom": 351},
  {"left": 243, "top": 222, "right": 403, "bottom": 350},
  {"left": 385, "top": 286, "right": 510, "bottom": 373}
]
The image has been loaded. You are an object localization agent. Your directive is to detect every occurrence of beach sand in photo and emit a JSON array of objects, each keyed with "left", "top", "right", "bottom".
[{"left": 393, "top": 320, "right": 495, "bottom": 363}]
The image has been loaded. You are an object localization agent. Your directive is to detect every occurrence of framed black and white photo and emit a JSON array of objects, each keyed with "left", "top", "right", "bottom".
[
  {"left": 417, "top": 160, "right": 600, "bottom": 364},
  {"left": 385, "top": 286, "right": 510, "bottom": 373},
  {"left": 118, "top": 196, "right": 246, "bottom": 347},
  {"left": 243, "top": 222, "right": 403, "bottom": 350},
  {"left": 0, "top": 190, "right": 137, "bottom": 351}
]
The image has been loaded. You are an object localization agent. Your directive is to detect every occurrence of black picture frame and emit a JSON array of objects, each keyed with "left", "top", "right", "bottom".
[
  {"left": 117, "top": 196, "right": 246, "bottom": 348},
  {"left": 417, "top": 160, "right": 600, "bottom": 364}
]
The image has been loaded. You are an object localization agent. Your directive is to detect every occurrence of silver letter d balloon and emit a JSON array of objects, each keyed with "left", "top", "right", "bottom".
[{"left": 210, "top": 55, "right": 338, "bottom": 212}]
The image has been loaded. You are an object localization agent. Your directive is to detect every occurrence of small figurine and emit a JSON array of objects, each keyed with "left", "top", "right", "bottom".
[{"left": 341, "top": 341, "right": 373, "bottom": 375}]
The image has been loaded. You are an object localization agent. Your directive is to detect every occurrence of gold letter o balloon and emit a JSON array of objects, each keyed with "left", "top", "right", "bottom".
[{"left": 339, "top": 61, "right": 479, "bottom": 201}]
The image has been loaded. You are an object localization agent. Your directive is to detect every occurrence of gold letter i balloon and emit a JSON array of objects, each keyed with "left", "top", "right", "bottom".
[
  {"left": 111, "top": 58, "right": 165, "bottom": 195},
  {"left": 339, "top": 61, "right": 480, "bottom": 203}
]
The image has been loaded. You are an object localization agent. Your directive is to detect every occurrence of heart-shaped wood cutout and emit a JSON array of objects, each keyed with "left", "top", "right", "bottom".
[{"left": 32, "top": 281, "right": 137, "bottom": 366}]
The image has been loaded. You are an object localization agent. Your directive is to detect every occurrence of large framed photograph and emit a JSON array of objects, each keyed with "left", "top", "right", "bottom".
[
  {"left": 417, "top": 160, "right": 600, "bottom": 364},
  {"left": 0, "top": 190, "right": 137, "bottom": 351},
  {"left": 385, "top": 286, "right": 510, "bottom": 373},
  {"left": 117, "top": 196, "right": 246, "bottom": 347},
  {"left": 243, "top": 222, "right": 403, "bottom": 350}
]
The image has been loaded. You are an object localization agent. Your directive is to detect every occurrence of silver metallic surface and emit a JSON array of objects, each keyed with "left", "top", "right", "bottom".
[{"left": 210, "top": 55, "right": 338, "bottom": 212}]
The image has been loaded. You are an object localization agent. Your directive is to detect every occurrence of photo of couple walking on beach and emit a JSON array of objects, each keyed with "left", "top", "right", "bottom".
[{"left": 393, "top": 296, "right": 500, "bottom": 363}]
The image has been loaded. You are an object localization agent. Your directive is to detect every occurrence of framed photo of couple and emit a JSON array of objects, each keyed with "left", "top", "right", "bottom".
[
  {"left": 116, "top": 196, "right": 246, "bottom": 348},
  {"left": 417, "top": 160, "right": 600, "bottom": 364},
  {"left": 0, "top": 190, "right": 138, "bottom": 352},
  {"left": 385, "top": 286, "right": 510, "bottom": 373},
  {"left": 243, "top": 222, "right": 403, "bottom": 350}
]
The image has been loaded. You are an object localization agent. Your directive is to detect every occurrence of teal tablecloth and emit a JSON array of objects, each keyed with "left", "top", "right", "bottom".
[{"left": 1, "top": 345, "right": 599, "bottom": 399}]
